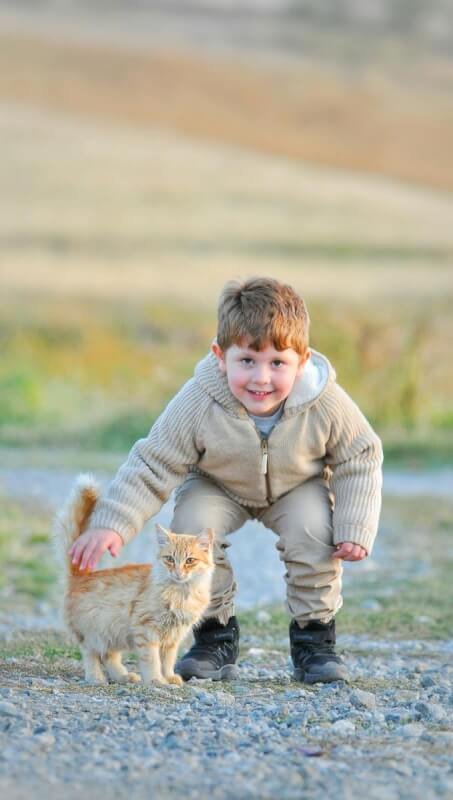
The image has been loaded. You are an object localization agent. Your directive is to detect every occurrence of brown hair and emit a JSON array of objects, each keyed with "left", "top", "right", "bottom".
[{"left": 217, "top": 277, "right": 309, "bottom": 355}]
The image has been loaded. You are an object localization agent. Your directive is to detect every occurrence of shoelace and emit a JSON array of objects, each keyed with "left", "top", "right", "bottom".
[
  {"left": 293, "top": 641, "right": 341, "bottom": 667},
  {"left": 188, "top": 640, "right": 235, "bottom": 666}
]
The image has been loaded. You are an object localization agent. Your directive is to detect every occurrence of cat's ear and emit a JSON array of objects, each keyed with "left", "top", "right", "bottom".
[
  {"left": 196, "top": 528, "right": 215, "bottom": 551},
  {"left": 156, "top": 523, "right": 171, "bottom": 548}
]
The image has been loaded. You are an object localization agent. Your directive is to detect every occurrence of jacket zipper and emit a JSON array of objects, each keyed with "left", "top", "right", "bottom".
[{"left": 260, "top": 438, "right": 272, "bottom": 502}]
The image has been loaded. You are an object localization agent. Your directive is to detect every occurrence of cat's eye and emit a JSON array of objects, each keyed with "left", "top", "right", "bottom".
[
  {"left": 163, "top": 556, "right": 175, "bottom": 565},
  {"left": 185, "top": 558, "right": 197, "bottom": 565}
]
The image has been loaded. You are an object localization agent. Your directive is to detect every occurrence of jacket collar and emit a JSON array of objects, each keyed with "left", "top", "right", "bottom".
[{"left": 194, "top": 349, "right": 334, "bottom": 418}]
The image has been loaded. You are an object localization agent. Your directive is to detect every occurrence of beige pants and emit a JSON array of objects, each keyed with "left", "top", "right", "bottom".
[{"left": 171, "top": 474, "right": 343, "bottom": 628}]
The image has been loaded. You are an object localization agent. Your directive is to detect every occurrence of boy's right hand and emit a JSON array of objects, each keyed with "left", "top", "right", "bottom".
[{"left": 69, "top": 528, "right": 123, "bottom": 572}]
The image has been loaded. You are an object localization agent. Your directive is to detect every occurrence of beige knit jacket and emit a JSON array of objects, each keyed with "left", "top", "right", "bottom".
[{"left": 90, "top": 350, "right": 383, "bottom": 554}]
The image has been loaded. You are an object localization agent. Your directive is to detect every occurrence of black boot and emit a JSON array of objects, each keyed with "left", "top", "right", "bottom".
[
  {"left": 289, "top": 618, "right": 349, "bottom": 684},
  {"left": 175, "top": 616, "right": 240, "bottom": 681}
]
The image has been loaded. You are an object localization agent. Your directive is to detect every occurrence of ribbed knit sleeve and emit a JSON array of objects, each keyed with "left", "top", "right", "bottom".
[
  {"left": 321, "top": 383, "right": 383, "bottom": 554},
  {"left": 89, "top": 379, "right": 210, "bottom": 544}
]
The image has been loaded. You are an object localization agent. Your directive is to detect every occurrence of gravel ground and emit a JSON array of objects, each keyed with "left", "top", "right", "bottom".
[
  {"left": 0, "top": 632, "right": 452, "bottom": 800},
  {"left": 0, "top": 461, "right": 452, "bottom": 798}
]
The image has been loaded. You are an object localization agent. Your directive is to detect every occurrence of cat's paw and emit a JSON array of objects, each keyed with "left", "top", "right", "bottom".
[
  {"left": 166, "top": 674, "right": 184, "bottom": 687},
  {"left": 141, "top": 677, "right": 168, "bottom": 686},
  {"left": 126, "top": 672, "right": 142, "bottom": 684}
]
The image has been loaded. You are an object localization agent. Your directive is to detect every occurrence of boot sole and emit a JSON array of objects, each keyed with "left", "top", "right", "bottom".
[
  {"left": 176, "top": 660, "right": 239, "bottom": 682},
  {"left": 294, "top": 663, "right": 349, "bottom": 684}
]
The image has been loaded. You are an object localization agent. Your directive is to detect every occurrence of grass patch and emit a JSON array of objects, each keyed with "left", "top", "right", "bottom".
[
  {"left": 1, "top": 295, "right": 453, "bottom": 458},
  {"left": 0, "top": 633, "right": 80, "bottom": 663},
  {"left": 240, "top": 580, "right": 452, "bottom": 643},
  {"left": 42, "top": 641, "right": 81, "bottom": 661},
  {"left": 0, "top": 496, "right": 56, "bottom": 607},
  {"left": 338, "top": 571, "right": 453, "bottom": 639}
]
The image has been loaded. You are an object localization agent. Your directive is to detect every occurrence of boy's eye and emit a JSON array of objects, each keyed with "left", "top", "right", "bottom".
[
  {"left": 241, "top": 358, "right": 253, "bottom": 365},
  {"left": 185, "top": 558, "right": 197, "bottom": 565},
  {"left": 272, "top": 360, "right": 283, "bottom": 367}
]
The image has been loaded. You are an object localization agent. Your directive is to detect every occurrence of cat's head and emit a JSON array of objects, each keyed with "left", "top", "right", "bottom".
[{"left": 155, "top": 523, "right": 214, "bottom": 583}]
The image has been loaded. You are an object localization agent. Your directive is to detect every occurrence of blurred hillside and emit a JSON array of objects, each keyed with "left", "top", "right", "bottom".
[
  {"left": 1, "top": 0, "right": 453, "bottom": 189},
  {"left": 0, "top": 0, "right": 452, "bottom": 461}
]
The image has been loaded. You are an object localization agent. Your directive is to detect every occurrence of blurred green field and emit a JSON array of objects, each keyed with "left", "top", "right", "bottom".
[{"left": 1, "top": 290, "right": 452, "bottom": 464}]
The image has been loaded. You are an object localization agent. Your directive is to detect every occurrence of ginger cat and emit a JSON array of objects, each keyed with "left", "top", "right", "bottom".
[{"left": 54, "top": 474, "right": 214, "bottom": 686}]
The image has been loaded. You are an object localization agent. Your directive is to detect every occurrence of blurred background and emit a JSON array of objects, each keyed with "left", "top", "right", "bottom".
[
  {"left": 1, "top": 0, "right": 453, "bottom": 458},
  {"left": 0, "top": 1, "right": 452, "bottom": 633}
]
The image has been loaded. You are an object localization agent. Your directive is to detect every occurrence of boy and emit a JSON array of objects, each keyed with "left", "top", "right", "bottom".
[{"left": 70, "top": 277, "right": 383, "bottom": 684}]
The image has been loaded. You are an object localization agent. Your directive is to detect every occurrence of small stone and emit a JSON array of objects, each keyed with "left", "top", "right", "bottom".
[
  {"left": 350, "top": 689, "right": 376, "bottom": 710},
  {"left": 396, "top": 690, "right": 419, "bottom": 702},
  {"left": 399, "top": 723, "right": 424, "bottom": 738},
  {"left": 34, "top": 731, "right": 56, "bottom": 748},
  {"left": 33, "top": 725, "right": 48, "bottom": 734},
  {"left": 230, "top": 685, "right": 249, "bottom": 696},
  {"left": 360, "top": 599, "right": 382, "bottom": 612},
  {"left": 388, "top": 760, "right": 413, "bottom": 777},
  {"left": 385, "top": 709, "right": 407, "bottom": 724},
  {"left": 256, "top": 610, "right": 271, "bottom": 623},
  {"left": 414, "top": 662, "right": 430, "bottom": 673},
  {"left": 0, "top": 701, "right": 20, "bottom": 717},
  {"left": 214, "top": 691, "right": 235, "bottom": 706},
  {"left": 282, "top": 689, "right": 307, "bottom": 700},
  {"left": 195, "top": 691, "right": 215, "bottom": 705},
  {"left": 248, "top": 648, "right": 266, "bottom": 658},
  {"left": 433, "top": 731, "right": 453, "bottom": 746},
  {"left": 331, "top": 719, "right": 356, "bottom": 736},
  {"left": 414, "top": 701, "right": 447, "bottom": 722}
]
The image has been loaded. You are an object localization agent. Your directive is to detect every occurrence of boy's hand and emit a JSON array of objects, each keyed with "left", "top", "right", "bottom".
[
  {"left": 333, "top": 541, "right": 367, "bottom": 561},
  {"left": 69, "top": 528, "right": 123, "bottom": 572}
]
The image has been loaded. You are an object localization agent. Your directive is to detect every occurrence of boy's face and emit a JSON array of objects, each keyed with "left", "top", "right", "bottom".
[{"left": 212, "top": 339, "right": 310, "bottom": 417}]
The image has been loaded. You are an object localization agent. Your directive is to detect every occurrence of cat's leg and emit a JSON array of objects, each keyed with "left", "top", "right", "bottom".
[
  {"left": 103, "top": 650, "right": 141, "bottom": 684},
  {"left": 135, "top": 636, "right": 166, "bottom": 684},
  {"left": 81, "top": 648, "right": 106, "bottom": 684},
  {"left": 160, "top": 640, "right": 183, "bottom": 686}
]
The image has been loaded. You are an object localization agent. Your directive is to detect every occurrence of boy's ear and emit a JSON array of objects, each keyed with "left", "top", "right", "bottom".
[
  {"left": 211, "top": 341, "right": 227, "bottom": 374},
  {"left": 297, "top": 348, "right": 311, "bottom": 376},
  {"left": 196, "top": 528, "right": 215, "bottom": 551},
  {"left": 156, "top": 523, "right": 171, "bottom": 548}
]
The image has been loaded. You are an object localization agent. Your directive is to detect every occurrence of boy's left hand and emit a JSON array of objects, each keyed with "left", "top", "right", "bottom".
[{"left": 333, "top": 542, "right": 367, "bottom": 561}]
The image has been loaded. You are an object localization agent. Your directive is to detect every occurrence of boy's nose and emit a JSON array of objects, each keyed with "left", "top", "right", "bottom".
[{"left": 253, "top": 366, "right": 271, "bottom": 384}]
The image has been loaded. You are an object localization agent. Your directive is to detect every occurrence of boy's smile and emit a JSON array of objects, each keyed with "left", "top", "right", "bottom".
[{"left": 212, "top": 340, "right": 310, "bottom": 417}]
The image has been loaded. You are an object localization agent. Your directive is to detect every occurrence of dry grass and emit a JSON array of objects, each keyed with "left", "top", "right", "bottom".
[
  {"left": 0, "top": 31, "right": 453, "bottom": 191},
  {"left": 0, "top": 103, "right": 452, "bottom": 307}
]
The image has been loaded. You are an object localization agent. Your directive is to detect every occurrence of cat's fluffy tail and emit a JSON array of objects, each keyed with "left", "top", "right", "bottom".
[{"left": 53, "top": 473, "right": 100, "bottom": 576}]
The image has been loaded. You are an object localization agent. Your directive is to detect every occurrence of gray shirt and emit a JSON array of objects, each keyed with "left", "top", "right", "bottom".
[{"left": 248, "top": 403, "right": 284, "bottom": 437}]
